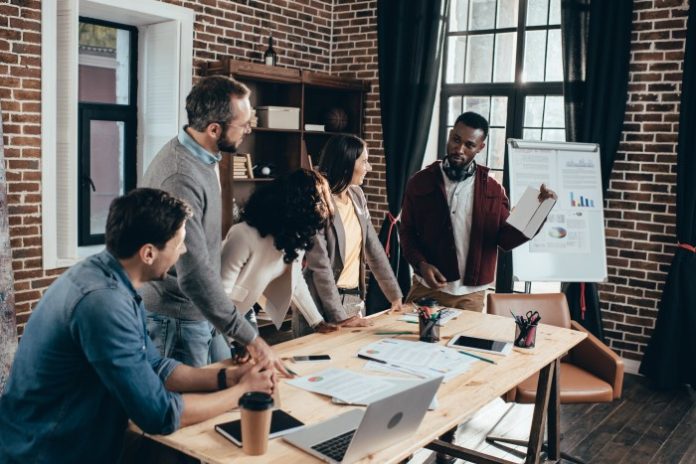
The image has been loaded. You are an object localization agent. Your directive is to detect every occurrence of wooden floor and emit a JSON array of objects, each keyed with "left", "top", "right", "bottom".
[{"left": 407, "top": 373, "right": 696, "bottom": 464}]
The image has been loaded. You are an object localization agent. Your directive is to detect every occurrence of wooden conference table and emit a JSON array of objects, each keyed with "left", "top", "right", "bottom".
[{"left": 140, "top": 309, "right": 586, "bottom": 464}]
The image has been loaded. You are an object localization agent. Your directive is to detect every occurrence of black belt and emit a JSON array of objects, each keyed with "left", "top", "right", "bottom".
[{"left": 337, "top": 287, "right": 360, "bottom": 295}]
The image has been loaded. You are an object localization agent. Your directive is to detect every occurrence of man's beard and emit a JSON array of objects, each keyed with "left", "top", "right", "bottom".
[
  {"left": 217, "top": 138, "right": 238, "bottom": 154},
  {"left": 442, "top": 156, "right": 476, "bottom": 182}
]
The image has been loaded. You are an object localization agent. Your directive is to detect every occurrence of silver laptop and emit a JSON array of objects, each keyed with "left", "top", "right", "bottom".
[{"left": 283, "top": 376, "right": 443, "bottom": 464}]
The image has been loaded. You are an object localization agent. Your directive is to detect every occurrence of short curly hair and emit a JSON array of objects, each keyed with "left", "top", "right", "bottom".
[{"left": 241, "top": 169, "right": 327, "bottom": 263}]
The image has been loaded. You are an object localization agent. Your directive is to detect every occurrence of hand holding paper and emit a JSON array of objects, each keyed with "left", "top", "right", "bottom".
[{"left": 507, "top": 185, "right": 557, "bottom": 239}]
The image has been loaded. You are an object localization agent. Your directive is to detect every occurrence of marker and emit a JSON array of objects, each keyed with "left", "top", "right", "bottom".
[{"left": 375, "top": 331, "right": 413, "bottom": 335}]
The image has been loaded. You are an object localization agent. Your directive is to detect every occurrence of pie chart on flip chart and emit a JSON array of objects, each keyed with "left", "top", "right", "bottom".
[{"left": 548, "top": 226, "right": 567, "bottom": 239}]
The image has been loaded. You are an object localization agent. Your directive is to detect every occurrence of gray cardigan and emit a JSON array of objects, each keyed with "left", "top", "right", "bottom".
[
  {"left": 138, "top": 137, "right": 257, "bottom": 345},
  {"left": 303, "top": 186, "right": 403, "bottom": 322}
]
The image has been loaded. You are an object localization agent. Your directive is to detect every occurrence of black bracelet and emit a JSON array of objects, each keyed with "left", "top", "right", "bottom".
[{"left": 217, "top": 368, "right": 228, "bottom": 390}]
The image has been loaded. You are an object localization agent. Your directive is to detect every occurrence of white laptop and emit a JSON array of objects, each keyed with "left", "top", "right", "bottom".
[{"left": 283, "top": 376, "right": 443, "bottom": 464}]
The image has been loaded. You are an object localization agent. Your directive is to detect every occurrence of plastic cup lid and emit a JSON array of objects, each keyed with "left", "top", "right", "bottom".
[{"left": 239, "top": 391, "right": 274, "bottom": 411}]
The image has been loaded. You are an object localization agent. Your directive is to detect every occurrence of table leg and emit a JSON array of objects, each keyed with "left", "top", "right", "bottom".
[
  {"left": 524, "top": 361, "right": 554, "bottom": 464},
  {"left": 546, "top": 358, "right": 561, "bottom": 460}
]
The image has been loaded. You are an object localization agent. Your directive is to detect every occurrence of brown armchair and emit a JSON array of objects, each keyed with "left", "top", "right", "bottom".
[{"left": 486, "top": 292, "right": 624, "bottom": 463}]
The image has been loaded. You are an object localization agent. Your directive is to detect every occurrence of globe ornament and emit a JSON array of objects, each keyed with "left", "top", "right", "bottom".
[{"left": 324, "top": 107, "right": 348, "bottom": 132}]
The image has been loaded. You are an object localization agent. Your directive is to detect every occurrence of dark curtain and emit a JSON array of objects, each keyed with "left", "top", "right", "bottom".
[
  {"left": 365, "top": 0, "right": 450, "bottom": 313},
  {"left": 560, "top": 0, "right": 633, "bottom": 340},
  {"left": 640, "top": 1, "right": 696, "bottom": 389}
]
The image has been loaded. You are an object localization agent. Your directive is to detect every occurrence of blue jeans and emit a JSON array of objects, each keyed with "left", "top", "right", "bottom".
[
  {"left": 145, "top": 312, "right": 216, "bottom": 367},
  {"left": 208, "top": 309, "right": 259, "bottom": 363}
]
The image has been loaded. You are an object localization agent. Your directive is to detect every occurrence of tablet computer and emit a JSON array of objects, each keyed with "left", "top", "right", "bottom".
[
  {"left": 447, "top": 334, "right": 513, "bottom": 356},
  {"left": 215, "top": 409, "right": 305, "bottom": 446}
]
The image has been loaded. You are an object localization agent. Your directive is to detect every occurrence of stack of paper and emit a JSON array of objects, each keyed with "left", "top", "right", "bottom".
[
  {"left": 286, "top": 368, "right": 437, "bottom": 408},
  {"left": 358, "top": 339, "right": 475, "bottom": 381}
]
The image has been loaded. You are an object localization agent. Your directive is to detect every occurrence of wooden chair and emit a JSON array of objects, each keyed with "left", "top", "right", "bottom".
[{"left": 486, "top": 292, "right": 624, "bottom": 464}]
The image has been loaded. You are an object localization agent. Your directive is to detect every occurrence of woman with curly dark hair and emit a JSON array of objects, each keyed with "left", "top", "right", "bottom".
[
  {"left": 218, "top": 169, "right": 337, "bottom": 351},
  {"left": 294, "top": 135, "right": 403, "bottom": 337}
]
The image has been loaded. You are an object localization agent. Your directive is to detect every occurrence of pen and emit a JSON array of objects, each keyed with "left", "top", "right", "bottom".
[
  {"left": 457, "top": 350, "right": 497, "bottom": 365},
  {"left": 375, "top": 331, "right": 413, "bottom": 335},
  {"left": 357, "top": 353, "right": 386, "bottom": 364},
  {"left": 284, "top": 365, "right": 299, "bottom": 376}
]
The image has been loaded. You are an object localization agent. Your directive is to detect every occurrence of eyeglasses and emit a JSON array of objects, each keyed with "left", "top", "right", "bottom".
[{"left": 217, "top": 120, "right": 252, "bottom": 131}]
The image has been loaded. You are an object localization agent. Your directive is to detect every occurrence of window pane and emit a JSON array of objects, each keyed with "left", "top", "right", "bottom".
[
  {"left": 543, "top": 96, "right": 564, "bottom": 127},
  {"left": 448, "top": 97, "right": 463, "bottom": 125},
  {"left": 466, "top": 34, "right": 494, "bottom": 83},
  {"left": 549, "top": 0, "right": 561, "bottom": 25},
  {"left": 450, "top": 0, "right": 470, "bottom": 31},
  {"left": 488, "top": 127, "right": 506, "bottom": 170},
  {"left": 79, "top": 22, "right": 131, "bottom": 104},
  {"left": 493, "top": 32, "right": 517, "bottom": 82},
  {"left": 446, "top": 36, "right": 467, "bottom": 83},
  {"left": 542, "top": 129, "right": 566, "bottom": 141},
  {"left": 497, "top": 0, "right": 519, "bottom": 28},
  {"left": 524, "top": 96, "right": 544, "bottom": 127},
  {"left": 523, "top": 30, "right": 547, "bottom": 82},
  {"left": 469, "top": 0, "right": 496, "bottom": 30},
  {"left": 523, "top": 128, "right": 542, "bottom": 140},
  {"left": 463, "top": 96, "right": 490, "bottom": 120},
  {"left": 526, "top": 0, "right": 549, "bottom": 26},
  {"left": 545, "top": 29, "right": 563, "bottom": 81},
  {"left": 490, "top": 96, "right": 507, "bottom": 126},
  {"left": 90, "top": 120, "right": 125, "bottom": 236}
]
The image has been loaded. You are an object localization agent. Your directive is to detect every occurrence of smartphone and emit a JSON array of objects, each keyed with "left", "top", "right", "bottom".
[
  {"left": 291, "top": 354, "right": 331, "bottom": 362},
  {"left": 215, "top": 409, "right": 305, "bottom": 446},
  {"left": 447, "top": 334, "right": 512, "bottom": 355}
]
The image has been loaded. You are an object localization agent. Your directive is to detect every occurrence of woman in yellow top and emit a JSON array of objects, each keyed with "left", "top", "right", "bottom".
[{"left": 294, "top": 135, "right": 403, "bottom": 337}]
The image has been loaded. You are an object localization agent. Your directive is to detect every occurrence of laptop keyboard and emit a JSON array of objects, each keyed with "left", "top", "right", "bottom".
[{"left": 311, "top": 429, "right": 356, "bottom": 462}]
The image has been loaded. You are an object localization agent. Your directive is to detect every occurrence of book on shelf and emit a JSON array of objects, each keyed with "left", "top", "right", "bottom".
[{"left": 232, "top": 153, "right": 254, "bottom": 179}]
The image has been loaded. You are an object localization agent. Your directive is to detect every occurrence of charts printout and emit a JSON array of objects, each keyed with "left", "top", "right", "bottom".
[
  {"left": 286, "top": 368, "right": 396, "bottom": 405},
  {"left": 358, "top": 339, "right": 475, "bottom": 381}
]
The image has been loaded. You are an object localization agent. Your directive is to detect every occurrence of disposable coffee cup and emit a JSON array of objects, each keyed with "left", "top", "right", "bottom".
[
  {"left": 514, "top": 323, "right": 538, "bottom": 348},
  {"left": 239, "top": 391, "right": 274, "bottom": 455}
]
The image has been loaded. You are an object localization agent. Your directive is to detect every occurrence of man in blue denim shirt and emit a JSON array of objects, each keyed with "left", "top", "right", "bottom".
[{"left": 0, "top": 189, "right": 274, "bottom": 463}]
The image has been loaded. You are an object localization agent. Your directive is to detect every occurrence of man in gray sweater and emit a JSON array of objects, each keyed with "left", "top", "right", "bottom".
[{"left": 140, "top": 76, "right": 286, "bottom": 373}]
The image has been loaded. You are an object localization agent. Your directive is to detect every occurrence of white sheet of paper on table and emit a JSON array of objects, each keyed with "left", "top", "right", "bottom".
[{"left": 286, "top": 367, "right": 398, "bottom": 405}]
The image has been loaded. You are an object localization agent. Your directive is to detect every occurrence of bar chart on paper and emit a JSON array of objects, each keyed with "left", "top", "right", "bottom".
[{"left": 569, "top": 192, "right": 595, "bottom": 208}]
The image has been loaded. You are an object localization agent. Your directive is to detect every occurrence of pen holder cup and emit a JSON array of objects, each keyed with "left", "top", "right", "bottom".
[
  {"left": 514, "top": 323, "right": 538, "bottom": 348},
  {"left": 419, "top": 318, "right": 440, "bottom": 343}
]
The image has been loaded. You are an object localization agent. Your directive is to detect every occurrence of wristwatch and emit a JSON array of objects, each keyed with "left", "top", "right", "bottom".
[{"left": 217, "top": 368, "right": 228, "bottom": 390}]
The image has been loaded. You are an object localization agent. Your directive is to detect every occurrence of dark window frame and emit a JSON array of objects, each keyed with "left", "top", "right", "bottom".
[
  {"left": 78, "top": 17, "right": 138, "bottom": 246},
  {"left": 439, "top": 0, "right": 563, "bottom": 172}
]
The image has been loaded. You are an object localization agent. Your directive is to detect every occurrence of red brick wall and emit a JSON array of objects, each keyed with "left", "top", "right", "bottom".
[
  {"left": 0, "top": 0, "right": 51, "bottom": 335},
  {"left": 331, "top": 0, "right": 388, "bottom": 228},
  {"left": 600, "top": 0, "right": 687, "bottom": 363}
]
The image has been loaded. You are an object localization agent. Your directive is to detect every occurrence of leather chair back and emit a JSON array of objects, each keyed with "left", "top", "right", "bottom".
[{"left": 487, "top": 293, "right": 571, "bottom": 329}]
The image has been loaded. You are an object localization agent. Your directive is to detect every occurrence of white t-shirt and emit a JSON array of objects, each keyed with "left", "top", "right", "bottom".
[{"left": 415, "top": 165, "right": 489, "bottom": 295}]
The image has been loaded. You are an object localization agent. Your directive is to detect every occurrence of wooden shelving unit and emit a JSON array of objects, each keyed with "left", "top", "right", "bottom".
[{"left": 204, "top": 58, "right": 368, "bottom": 232}]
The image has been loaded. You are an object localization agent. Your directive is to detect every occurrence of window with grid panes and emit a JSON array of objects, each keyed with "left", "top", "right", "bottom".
[{"left": 441, "top": 0, "right": 565, "bottom": 293}]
